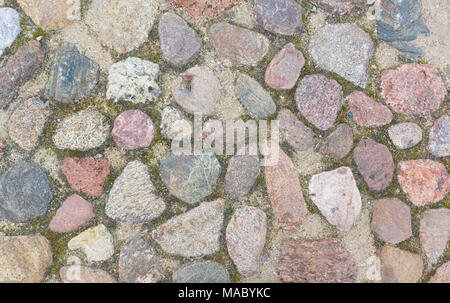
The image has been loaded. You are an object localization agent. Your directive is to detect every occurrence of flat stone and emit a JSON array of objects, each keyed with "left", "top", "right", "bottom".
[
  {"left": 0, "top": 234, "right": 52, "bottom": 282},
  {"left": 68, "top": 224, "right": 114, "bottom": 262},
  {"left": 0, "top": 8, "right": 20, "bottom": 57},
  {"left": 209, "top": 23, "right": 270, "bottom": 66},
  {"left": 160, "top": 153, "right": 221, "bottom": 204},
  {"left": 60, "top": 266, "right": 116, "bottom": 283},
  {"left": 429, "top": 115, "right": 450, "bottom": 157},
  {"left": 277, "top": 238, "right": 357, "bottom": 282},
  {"left": 319, "top": 123, "right": 353, "bottom": 159},
  {"left": 168, "top": 0, "right": 241, "bottom": 19},
  {"left": 278, "top": 109, "right": 314, "bottom": 152},
  {"left": 380, "top": 64, "right": 446, "bottom": 116},
  {"left": 235, "top": 73, "right": 276, "bottom": 119},
  {"left": 353, "top": 138, "right": 394, "bottom": 191},
  {"left": 397, "top": 159, "right": 448, "bottom": 206},
  {"left": 265, "top": 43, "right": 305, "bottom": 90},
  {"left": 49, "top": 194, "right": 95, "bottom": 233},
  {"left": 371, "top": 198, "right": 412, "bottom": 244},
  {"left": 253, "top": 0, "right": 303, "bottom": 35},
  {"left": 173, "top": 261, "right": 230, "bottom": 283},
  {"left": 308, "top": 0, "right": 368, "bottom": 15},
  {"left": 347, "top": 91, "right": 393, "bottom": 127},
  {"left": 160, "top": 106, "right": 192, "bottom": 140},
  {"left": 8, "top": 98, "right": 50, "bottom": 151},
  {"left": 159, "top": 13, "right": 201, "bottom": 67},
  {"left": 152, "top": 199, "right": 225, "bottom": 257},
  {"left": 112, "top": 110, "right": 155, "bottom": 150},
  {"left": 388, "top": 123, "right": 423, "bottom": 149},
  {"left": 295, "top": 74, "right": 343, "bottom": 131},
  {"left": 106, "top": 160, "right": 165, "bottom": 224},
  {"left": 0, "top": 161, "right": 52, "bottom": 222},
  {"left": 106, "top": 57, "right": 160, "bottom": 104},
  {"left": 225, "top": 154, "right": 260, "bottom": 200},
  {"left": 378, "top": 246, "right": 423, "bottom": 283},
  {"left": 420, "top": 208, "right": 450, "bottom": 264},
  {"left": 429, "top": 262, "right": 450, "bottom": 283},
  {"left": 309, "top": 167, "right": 362, "bottom": 231}
]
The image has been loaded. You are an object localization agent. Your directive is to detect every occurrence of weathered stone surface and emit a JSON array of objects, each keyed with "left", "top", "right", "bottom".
[
  {"left": 378, "top": 246, "right": 423, "bottom": 283},
  {"left": 168, "top": 0, "right": 241, "bottom": 19},
  {"left": 277, "top": 238, "right": 357, "bottom": 282},
  {"left": 347, "top": 91, "right": 393, "bottom": 127},
  {"left": 429, "top": 115, "right": 450, "bottom": 157},
  {"left": 152, "top": 199, "right": 225, "bottom": 257},
  {"left": 295, "top": 74, "right": 343, "bottom": 131},
  {"left": 388, "top": 123, "right": 423, "bottom": 149},
  {"left": 397, "top": 160, "right": 448, "bottom": 206},
  {"left": 253, "top": 0, "right": 303, "bottom": 35},
  {"left": 225, "top": 154, "right": 260, "bottom": 200},
  {"left": 226, "top": 207, "right": 267, "bottom": 277},
  {"left": 106, "top": 57, "right": 160, "bottom": 104},
  {"left": 309, "top": 167, "right": 362, "bottom": 231},
  {"left": 160, "top": 153, "right": 221, "bottom": 204},
  {"left": 0, "top": 8, "right": 20, "bottom": 57},
  {"left": 380, "top": 64, "right": 446, "bottom": 116},
  {"left": 112, "top": 110, "right": 155, "bottom": 150},
  {"left": 160, "top": 106, "right": 192, "bottom": 140},
  {"left": 49, "top": 194, "right": 95, "bottom": 233},
  {"left": 278, "top": 108, "right": 314, "bottom": 152},
  {"left": 319, "top": 123, "right": 353, "bottom": 159},
  {"left": 60, "top": 266, "right": 116, "bottom": 283},
  {"left": 308, "top": 0, "right": 368, "bottom": 15},
  {"left": 68, "top": 224, "right": 114, "bottom": 262},
  {"left": 265, "top": 43, "right": 304, "bottom": 90},
  {"left": 371, "top": 198, "right": 412, "bottom": 244},
  {"left": 420, "top": 208, "right": 450, "bottom": 264},
  {"left": 353, "top": 138, "right": 394, "bottom": 191},
  {"left": 0, "top": 161, "right": 52, "bottom": 222},
  {"left": 173, "top": 261, "right": 230, "bottom": 283},
  {"left": 0, "top": 234, "right": 52, "bottom": 282},
  {"left": 106, "top": 160, "right": 165, "bottom": 224},
  {"left": 429, "top": 262, "right": 450, "bottom": 283},
  {"left": 309, "top": 23, "right": 374, "bottom": 88},
  {"left": 235, "top": 73, "right": 276, "bottom": 119},
  {"left": 209, "top": 23, "right": 270, "bottom": 66}
]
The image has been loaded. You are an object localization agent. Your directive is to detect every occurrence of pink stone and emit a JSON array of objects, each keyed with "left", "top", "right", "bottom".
[
  {"left": 49, "top": 194, "right": 94, "bottom": 233},
  {"left": 112, "top": 109, "right": 155, "bottom": 150},
  {"left": 60, "top": 266, "right": 116, "bottom": 283},
  {"left": 429, "top": 262, "right": 450, "bottom": 283},
  {"left": 347, "top": 91, "right": 392, "bottom": 127}
]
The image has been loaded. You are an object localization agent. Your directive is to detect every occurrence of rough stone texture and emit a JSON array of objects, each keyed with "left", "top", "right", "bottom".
[
  {"left": 420, "top": 208, "right": 450, "bottom": 264},
  {"left": 353, "top": 138, "right": 394, "bottom": 191},
  {"left": 235, "top": 73, "right": 276, "bottom": 119},
  {"left": 106, "top": 160, "right": 166, "bottom": 224},
  {"left": 253, "top": 0, "right": 303, "bottom": 35},
  {"left": 309, "top": 167, "right": 362, "bottom": 231},
  {"left": 209, "top": 23, "right": 270, "bottom": 66},
  {"left": 429, "top": 262, "right": 450, "bottom": 283},
  {"left": 173, "top": 261, "right": 230, "bottom": 283},
  {"left": 106, "top": 58, "right": 160, "bottom": 104},
  {"left": 388, "top": 123, "right": 423, "bottom": 149},
  {"left": 375, "top": 42, "right": 400, "bottom": 70},
  {"left": 428, "top": 115, "right": 450, "bottom": 157},
  {"left": 309, "top": 23, "right": 374, "bottom": 88},
  {"left": 346, "top": 91, "right": 393, "bottom": 127},
  {"left": 225, "top": 154, "right": 260, "bottom": 200},
  {"left": 0, "top": 234, "right": 52, "bottom": 282},
  {"left": 308, "top": 0, "right": 368, "bottom": 15},
  {"left": 265, "top": 43, "right": 305, "bottom": 90},
  {"left": 397, "top": 160, "right": 448, "bottom": 206},
  {"left": 60, "top": 266, "right": 116, "bottom": 283},
  {"left": 112, "top": 110, "right": 155, "bottom": 150},
  {"left": 160, "top": 106, "right": 192, "bottom": 140},
  {"left": 278, "top": 108, "right": 314, "bottom": 152},
  {"left": 49, "top": 194, "right": 95, "bottom": 233},
  {"left": 371, "top": 198, "right": 412, "bottom": 244},
  {"left": 319, "top": 123, "right": 353, "bottom": 159},
  {"left": 169, "top": 0, "right": 241, "bottom": 19},
  {"left": 68, "top": 224, "right": 114, "bottom": 262},
  {"left": 295, "top": 74, "right": 343, "bottom": 131},
  {"left": 226, "top": 206, "right": 267, "bottom": 277},
  {"left": 159, "top": 13, "right": 201, "bottom": 67},
  {"left": 0, "top": 161, "right": 52, "bottom": 223},
  {"left": 0, "top": 8, "right": 20, "bottom": 57},
  {"left": 160, "top": 153, "right": 221, "bottom": 204},
  {"left": 152, "top": 199, "right": 225, "bottom": 257},
  {"left": 378, "top": 246, "right": 423, "bottom": 283},
  {"left": 380, "top": 64, "right": 446, "bottom": 116},
  {"left": 277, "top": 238, "right": 358, "bottom": 283}
]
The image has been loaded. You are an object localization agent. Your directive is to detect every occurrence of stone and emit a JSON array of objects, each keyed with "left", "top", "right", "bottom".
[
  {"left": 49, "top": 194, "right": 95, "bottom": 233},
  {"left": 173, "top": 65, "right": 222, "bottom": 116},
  {"left": 226, "top": 206, "right": 267, "bottom": 277},
  {"left": 106, "top": 161, "right": 165, "bottom": 224},
  {"left": 152, "top": 199, "right": 225, "bottom": 257},
  {"left": 209, "top": 23, "right": 270, "bottom": 66},
  {"left": 17, "top": 0, "right": 80, "bottom": 30},
  {"left": 253, "top": 0, "right": 303, "bottom": 35},
  {"left": 265, "top": 43, "right": 304, "bottom": 90},
  {"left": 225, "top": 154, "right": 260, "bottom": 200},
  {"left": 106, "top": 57, "right": 160, "bottom": 104},
  {"left": 309, "top": 23, "right": 374, "bottom": 88},
  {"left": 53, "top": 109, "right": 110, "bottom": 151},
  {"left": 420, "top": 208, "right": 450, "bottom": 264},
  {"left": 159, "top": 13, "right": 201, "bottom": 67},
  {"left": 346, "top": 91, "right": 393, "bottom": 127},
  {"left": 295, "top": 74, "right": 343, "bottom": 131},
  {"left": 278, "top": 109, "right": 314, "bottom": 152},
  {"left": 119, "top": 236, "right": 164, "bottom": 283},
  {"left": 370, "top": 198, "right": 412, "bottom": 244},
  {"left": 397, "top": 160, "right": 448, "bottom": 206},
  {"left": 353, "top": 138, "right": 394, "bottom": 191},
  {"left": 0, "top": 234, "right": 52, "bottom": 282},
  {"left": 277, "top": 238, "right": 357, "bottom": 283},
  {"left": 319, "top": 123, "right": 353, "bottom": 159},
  {"left": 60, "top": 266, "right": 116, "bottom": 283},
  {"left": 309, "top": 167, "right": 361, "bottom": 231},
  {"left": 388, "top": 123, "right": 422, "bottom": 149},
  {"left": 0, "top": 8, "right": 20, "bottom": 57},
  {"left": 85, "top": 0, "right": 158, "bottom": 54},
  {"left": 0, "top": 161, "right": 52, "bottom": 223},
  {"left": 61, "top": 157, "right": 110, "bottom": 197},
  {"left": 429, "top": 262, "right": 450, "bottom": 283},
  {"left": 160, "top": 153, "right": 221, "bottom": 204},
  {"left": 173, "top": 261, "right": 230, "bottom": 283},
  {"left": 8, "top": 98, "right": 50, "bottom": 151},
  {"left": 168, "top": 0, "right": 241, "bottom": 19},
  {"left": 68, "top": 224, "right": 114, "bottom": 262},
  {"left": 429, "top": 115, "right": 450, "bottom": 157},
  {"left": 235, "top": 73, "right": 276, "bottom": 119},
  {"left": 112, "top": 110, "right": 155, "bottom": 150},
  {"left": 375, "top": 42, "right": 400, "bottom": 70},
  {"left": 380, "top": 64, "right": 445, "bottom": 116},
  {"left": 308, "top": 0, "right": 368, "bottom": 15},
  {"left": 378, "top": 246, "right": 423, "bottom": 283},
  {"left": 160, "top": 106, "right": 192, "bottom": 140}
]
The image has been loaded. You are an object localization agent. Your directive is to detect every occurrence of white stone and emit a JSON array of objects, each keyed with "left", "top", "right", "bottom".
[
  {"left": 68, "top": 224, "right": 114, "bottom": 262},
  {"left": 0, "top": 8, "right": 20, "bottom": 57}
]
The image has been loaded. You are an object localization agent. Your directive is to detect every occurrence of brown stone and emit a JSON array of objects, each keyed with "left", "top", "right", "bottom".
[
  {"left": 378, "top": 246, "right": 423, "bottom": 283},
  {"left": 169, "top": 0, "right": 241, "bottom": 18},
  {"left": 420, "top": 208, "right": 450, "bottom": 264},
  {"left": 347, "top": 91, "right": 392, "bottom": 127},
  {"left": 319, "top": 123, "right": 353, "bottom": 159}
]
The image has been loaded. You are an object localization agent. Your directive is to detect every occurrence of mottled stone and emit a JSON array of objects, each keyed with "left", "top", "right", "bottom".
[
  {"left": 168, "top": 0, "right": 241, "bottom": 18},
  {"left": 319, "top": 123, "right": 353, "bottom": 159},
  {"left": 388, "top": 123, "right": 423, "bottom": 149},
  {"left": 347, "top": 91, "right": 393, "bottom": 127},
  {"left": 173, "top": 261, "right": 230, "bottom": 283},
  {"left": 225, "top": 154, "right": 260, "bottom": 199},
  {"left": 420, "top": 208, "right": 450, "bottom": 263},
  {"left": 429, "top": 115, "right": 450, "bottom": 157},
  {"left": 309, "top": 0, "right": 368, "bottom": 15},
  {"left": 161, "top": 106, "right": 192, "bottom": 140},
  {"left": 49, "top": 194, "right": 95, "bottom": 233},
  {"left": 68, "top": 224, "right": 114, "bottom": 262},
  {"left": 60, "top": 266, "right": 116, "bottom": 283},
  {"left": 278, "top": 109, "right": 314, "bottom": 152},
  {"left": 253, "top": 0, "right": 303, "bottom": 35},
  {"left": 265, "top": 43, "right": 304, "bottom": 90},
  {"left": 378, "top": 246, "right": 423, "bottom": 283},
  {"left": 429, "top": 262, "right": 450, "bottom": 283},
  {"left": 112, "top": 110, "right": 155, "bottom": 150},
  {"left": 0, "top": 8, "right": 20, "bottom": 57}
]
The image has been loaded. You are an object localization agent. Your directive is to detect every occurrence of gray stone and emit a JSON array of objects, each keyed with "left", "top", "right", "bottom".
[
  {"left": 225, "top": 154, "right": 260, "bottom": 200},
  {"left": 173, "top": 261, "right": 230, "bottom": 283},
  {"left": 253, "top": 0, "right": 303, "bottom": 35},
  {"left": 388, "top": 122, "right": 422, "bottom": 149},
  {"left": 428, "top": 115, "right": 450, "bottom": 157},
  {"left": 308, "top": 0, "right": 368, "bottom": 15},
  {"left": 319, "top": 123, "right": 353, "bottom": 159},
  {"left": 278, "top": 108, "right": 315, "bottom": 151},
  {"left": 420, "top": 208, "right": 450, "bottom": 264},
  {"left": 68, "top": 224, "right": 114, "bottom": 262},
  {"left": 0, "top": 8, "right": 20, "bottom": 57},
  {"left": 160, "top": 106, "right": 192, "bottom": 140}
]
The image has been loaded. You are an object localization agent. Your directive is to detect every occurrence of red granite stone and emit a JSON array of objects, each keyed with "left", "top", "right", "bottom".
[
  {"left": 347, "top": 91, "right": 392, "bottom": 127},
  {"left": 112, "top": 109, "right": 155, "bottom": 150},
  {"left": 49, "top": 194, "right": 94, "bottom": 233},
  {"left": 168, "top": 0, "right": 241, "bottom": 19}
]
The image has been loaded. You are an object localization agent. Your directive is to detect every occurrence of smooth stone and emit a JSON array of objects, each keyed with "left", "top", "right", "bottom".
[
  {"left": 253, "top": 0, "right": 303, "bottom": 35},
  {"left": 173, "top": 261, "right": 230, "bottom": 283},
  {"left": 378, "top": 246, "right": 423, "bottom": 283},
  {"left": 319, "top": 123, "right": 353, "bottom": 159},
  {"left": 60, "top": 266, "right": 116, "bottom": 283},
  {"left": 308, "top": 0, "right": 368, "bottom": 15},
  {"left": 346, "top": 91, "right": 393, "bottom": 127},
  {"left": 225, "top": 154, "right": 260, "bottom": 200},
  {"left": 278, "top": 108, "right": 315, "bottom": 152},
  {"left": 49, "top": 194, "right": 95, "bottom": 233},
  {"left": 112, "top": 110, "right": 155, "bottom": 150},
  {"left": 68, "top": 224, "right": 114, "bottom": 262},
  {"left": 388, "top": 123, "right": 423, "bottom": 149},
  {"left": 420, "top": 208, "right": 450, "bottom": 264},
  {"left": 0, "top": 8, "right": 20, "bottom": 56},
  {"left": 168, "top": 0, "right": 241, "bottom": 18},
  {"left": 428, "top": 115, "right": 450, "bottom": 157}
]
